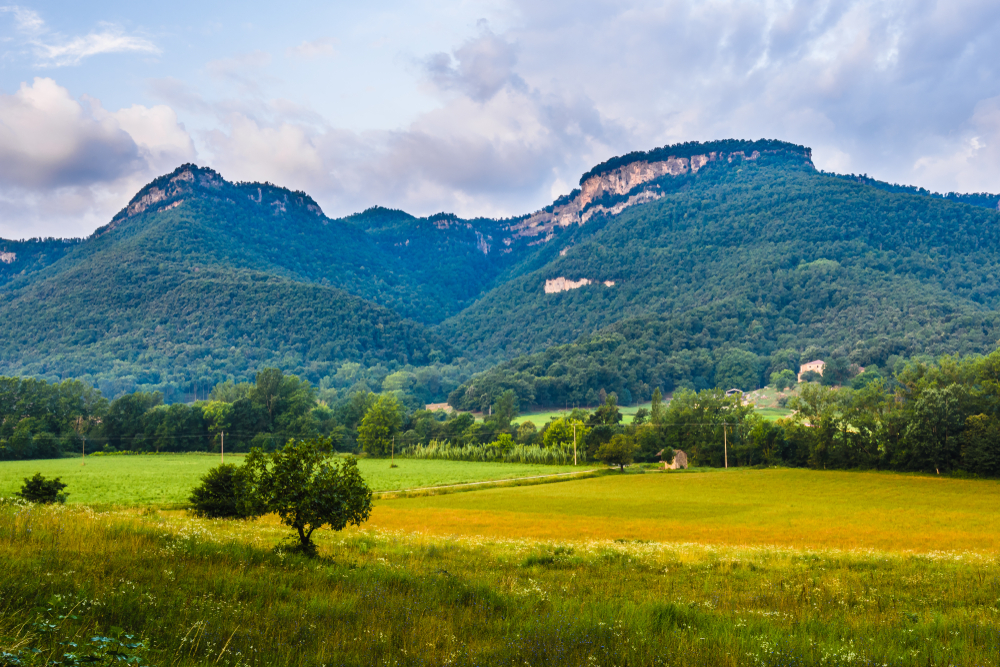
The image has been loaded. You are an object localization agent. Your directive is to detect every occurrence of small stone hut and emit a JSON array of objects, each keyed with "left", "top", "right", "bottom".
[{"left": 658, "top": 449, "right": 688, "bottom": 470}]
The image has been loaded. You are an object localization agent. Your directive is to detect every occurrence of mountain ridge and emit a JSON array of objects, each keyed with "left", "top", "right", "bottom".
[{"left": 3, "top": 138, "right": 1000, "bottom": 405}]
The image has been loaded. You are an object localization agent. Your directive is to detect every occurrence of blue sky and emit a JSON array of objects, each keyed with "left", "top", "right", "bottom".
[{"left": 2, "top": 0, "right": 1000, "bottom": 238}]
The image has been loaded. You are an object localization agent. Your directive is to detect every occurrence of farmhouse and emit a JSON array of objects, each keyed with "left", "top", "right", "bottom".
[
  {"left": 798, "top": 359, "right": 825, "bottom": 382},
  {"left": 658, "top": 449, "right": 688, "bottom": 470}
]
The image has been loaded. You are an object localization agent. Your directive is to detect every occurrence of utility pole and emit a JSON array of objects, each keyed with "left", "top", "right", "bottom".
[
  {"left": 573, "top": 422, "right": 577, "bottom": 466},
  {"left": 221, "top": 431, "right": 225, "bottom": 464},
  {"left": 391, "top": 436, "right": 395, "bottom": 464},
  {"left": 81, "top": 435, "right": 86, "bottom": 466}
]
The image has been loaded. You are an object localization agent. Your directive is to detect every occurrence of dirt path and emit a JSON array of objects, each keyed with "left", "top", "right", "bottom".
[{"left": 379, "top": 469, "right": 599, "bottom": 495}]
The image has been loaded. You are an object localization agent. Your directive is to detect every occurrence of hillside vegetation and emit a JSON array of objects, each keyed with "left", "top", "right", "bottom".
[{"left": 3, "top": 141, "right": 1000, "bottom": 407}]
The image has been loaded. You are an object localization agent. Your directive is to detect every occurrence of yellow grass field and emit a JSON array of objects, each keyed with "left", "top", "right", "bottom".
[{"left": 366, "top": 468, "right": 1000, "bottom": 553}]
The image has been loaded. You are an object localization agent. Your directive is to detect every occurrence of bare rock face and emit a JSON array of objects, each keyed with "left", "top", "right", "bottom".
[
  {"left": 510, "top": 150, "right": 756, "bottom": 241},
  {"left": 543, "top": 276, "right": 616, "bottom": 294},
  {"left": 0, "top": 252, "right": 15, "bottom": 264}
]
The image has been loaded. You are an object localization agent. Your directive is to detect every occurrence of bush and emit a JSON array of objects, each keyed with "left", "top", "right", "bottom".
[
  {"left": 189, "top": 464, "right": 252, "bottom": 518},
  {"left": 770, "top": 369, "right": 797, "bottom": 391},
  {"left": 17, "top": 473, "right": 68, "bottom": 504}
]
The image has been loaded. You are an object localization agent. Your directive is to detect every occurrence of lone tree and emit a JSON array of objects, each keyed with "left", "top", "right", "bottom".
[
  {"left": 243, "top": 437, "right": 373, "bottom": 555},
  {"left": 596, "top": 434, "right": 637, "bottom": 471},
  {"left": 17, "top": 473, "right": 68, "bottom": 504}
]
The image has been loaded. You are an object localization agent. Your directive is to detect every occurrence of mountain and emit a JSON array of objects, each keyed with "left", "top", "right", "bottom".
[
  {"left": 3, "top": 141, "right": 1000, "bottom": 406},
  {"left": 443, "top": 142, "right": 1000, "bottom": 356},
  {"left": 0, "top": 166, "right": 463, "bottom": 400}
]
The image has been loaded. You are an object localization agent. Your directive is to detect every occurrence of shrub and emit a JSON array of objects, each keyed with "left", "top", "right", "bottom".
[
  {"left": 770, "top": 369, "right": 797, "bottom": 391},
  {"left": 17, "top": 473, "right": 68, "bottom": 504},
  {"left": 189, "top": 464, "right": 252, "bottom": 518}
]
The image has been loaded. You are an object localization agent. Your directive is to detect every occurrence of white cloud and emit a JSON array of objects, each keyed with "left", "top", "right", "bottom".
[
  {"left": 205, "top": 113, "right": 325, "bottom": 187},
  {"left": 286, "top": 38, "right": 337, "bottom": 60},
  {"left": 0, "top": 77, "right": 138, "bottom": 188},
  {"left": 206, "top": 51, "right": 274, "bottom": 93},
  {"left": 1, "top": 5, "right": 159, "bottom": 66},
  {"left": 0, "top": 5, "right": 43, "bottom": 34},
  {"left": 35, "top": 30, "right": 159, "bottom": 67},
  {"left": 0, "top": 78, "right": 194, "bottom": 238},
  {"left": 425, "top": 26, "right": 523, "bottom": 102},
  {"left": 109, "top": 104, "right": 196, "bottom": 171}
]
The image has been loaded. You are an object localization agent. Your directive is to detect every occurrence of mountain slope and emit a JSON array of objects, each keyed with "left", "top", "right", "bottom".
[
  {"left": 0, "top": 167, "right": 461, "bottom": 399},
  {"left": 440, "top": 147, "right": 1000, "bottom": 365},
  {"left": 4, "top": 141, "right": 1000, "bottom": 405}
]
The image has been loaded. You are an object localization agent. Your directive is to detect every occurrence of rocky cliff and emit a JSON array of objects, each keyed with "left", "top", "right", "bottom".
[{"left": 509, "top": 140, "right": 813, "bottom": 242}]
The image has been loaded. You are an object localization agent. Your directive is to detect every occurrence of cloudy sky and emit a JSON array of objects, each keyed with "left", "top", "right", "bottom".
[{"left": 1, "top": 0, "right": 999, "bottom": 238}]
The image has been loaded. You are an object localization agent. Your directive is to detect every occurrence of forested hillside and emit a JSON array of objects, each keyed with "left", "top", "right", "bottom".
[
  {"left": 444, "top": 150, "right": 1000, "bottom": 407},
  {"left": 0, "top": 237, "right": 80, "bottom": 286},
  {"left": 0, "top": 166, "right": 470, "bottom": 400},
  {"left": 3, "top": 141, "right": 1000, "bottom": 408}
]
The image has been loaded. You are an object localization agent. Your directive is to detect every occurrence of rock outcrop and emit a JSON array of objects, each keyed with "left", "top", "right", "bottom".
[
  {"left": 544, "top": 277, "right": 615, "bottom": 293},
  {"left": 101, "top": 164, "right": 326, "bottom": 234},
  {"left": 511, "top": 150, "right": 759, "bottom": 241}
]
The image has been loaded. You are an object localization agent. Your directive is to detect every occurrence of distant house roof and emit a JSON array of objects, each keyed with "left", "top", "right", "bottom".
[{"left": 725, "top": 388, "right": 744, "bottom": 396}]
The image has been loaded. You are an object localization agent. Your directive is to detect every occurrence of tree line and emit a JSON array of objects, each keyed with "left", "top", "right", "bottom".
[{"left": 5, "top": 346, "right": 1000, "bottom": 477}]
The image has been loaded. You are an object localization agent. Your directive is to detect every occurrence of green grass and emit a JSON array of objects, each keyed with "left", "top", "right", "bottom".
[
  {"left": 0, "top": 456, "right": 582, "bottom": 506},
  {"left": 755, "top": 407, "right": 794, "bottom": 421},
  {"left": 513, "top": 402, "right": 650, "bottom": 427},
  {"left": 1, "top": 495, "right": 998, "bottom": 666},
  {"left": 4, "top": 464, "right": 999, "bottom": 665}
]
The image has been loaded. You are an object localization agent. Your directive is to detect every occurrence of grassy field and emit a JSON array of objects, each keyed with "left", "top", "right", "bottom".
[
  {"left": 0, "top": 456, "right": 583, "bottom": 506},
  {"left": 1, "top": 486, "right": 998, "bottom": 666},
  {"left": 369, "top": 468, "right": 1000, "bottom": 552},
  {"left": 514, "top": 402, "right": 649, "bottom": 427},
  {"left": 3, "top": 462, "right": 999, "bottom": 665},
  {"left": 755, "top": 407, "right": 795, "bottom": 421}
]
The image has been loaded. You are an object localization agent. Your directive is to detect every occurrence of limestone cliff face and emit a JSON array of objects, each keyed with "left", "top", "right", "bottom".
[{"left": 510, "top": 150, "right": 765, "bottom": 241}]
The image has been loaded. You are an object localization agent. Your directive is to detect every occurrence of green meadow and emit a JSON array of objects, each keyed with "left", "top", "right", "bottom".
[
  {"left": 2, "top": 461, "right": 1000, "bottom": 665},
  {"left": 512, "top": 402, "right": 650, "bottom": 427},
  {"left": 0, "top": 456, "right": 582, "bottom": 506}
]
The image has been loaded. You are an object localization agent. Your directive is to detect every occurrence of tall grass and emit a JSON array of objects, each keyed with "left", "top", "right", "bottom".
[
  {"left": 402, "top": 440, "right": 587, "bottom": 465},
  {"left": 1, "top": 499, "right": 998, "bottom": 666}
]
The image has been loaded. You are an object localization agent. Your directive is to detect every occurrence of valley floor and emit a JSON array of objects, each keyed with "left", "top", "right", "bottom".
[
  {"left": 0, "top": 456, "right": 583, "bottom": 506},
  {"left": 1, "top": 468, "right": 998, "bottom": 666}
]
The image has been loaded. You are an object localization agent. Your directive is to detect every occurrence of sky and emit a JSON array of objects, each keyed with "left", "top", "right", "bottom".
[{"left": 1, "top": 0, "right": 1000, "bottom": 239}]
